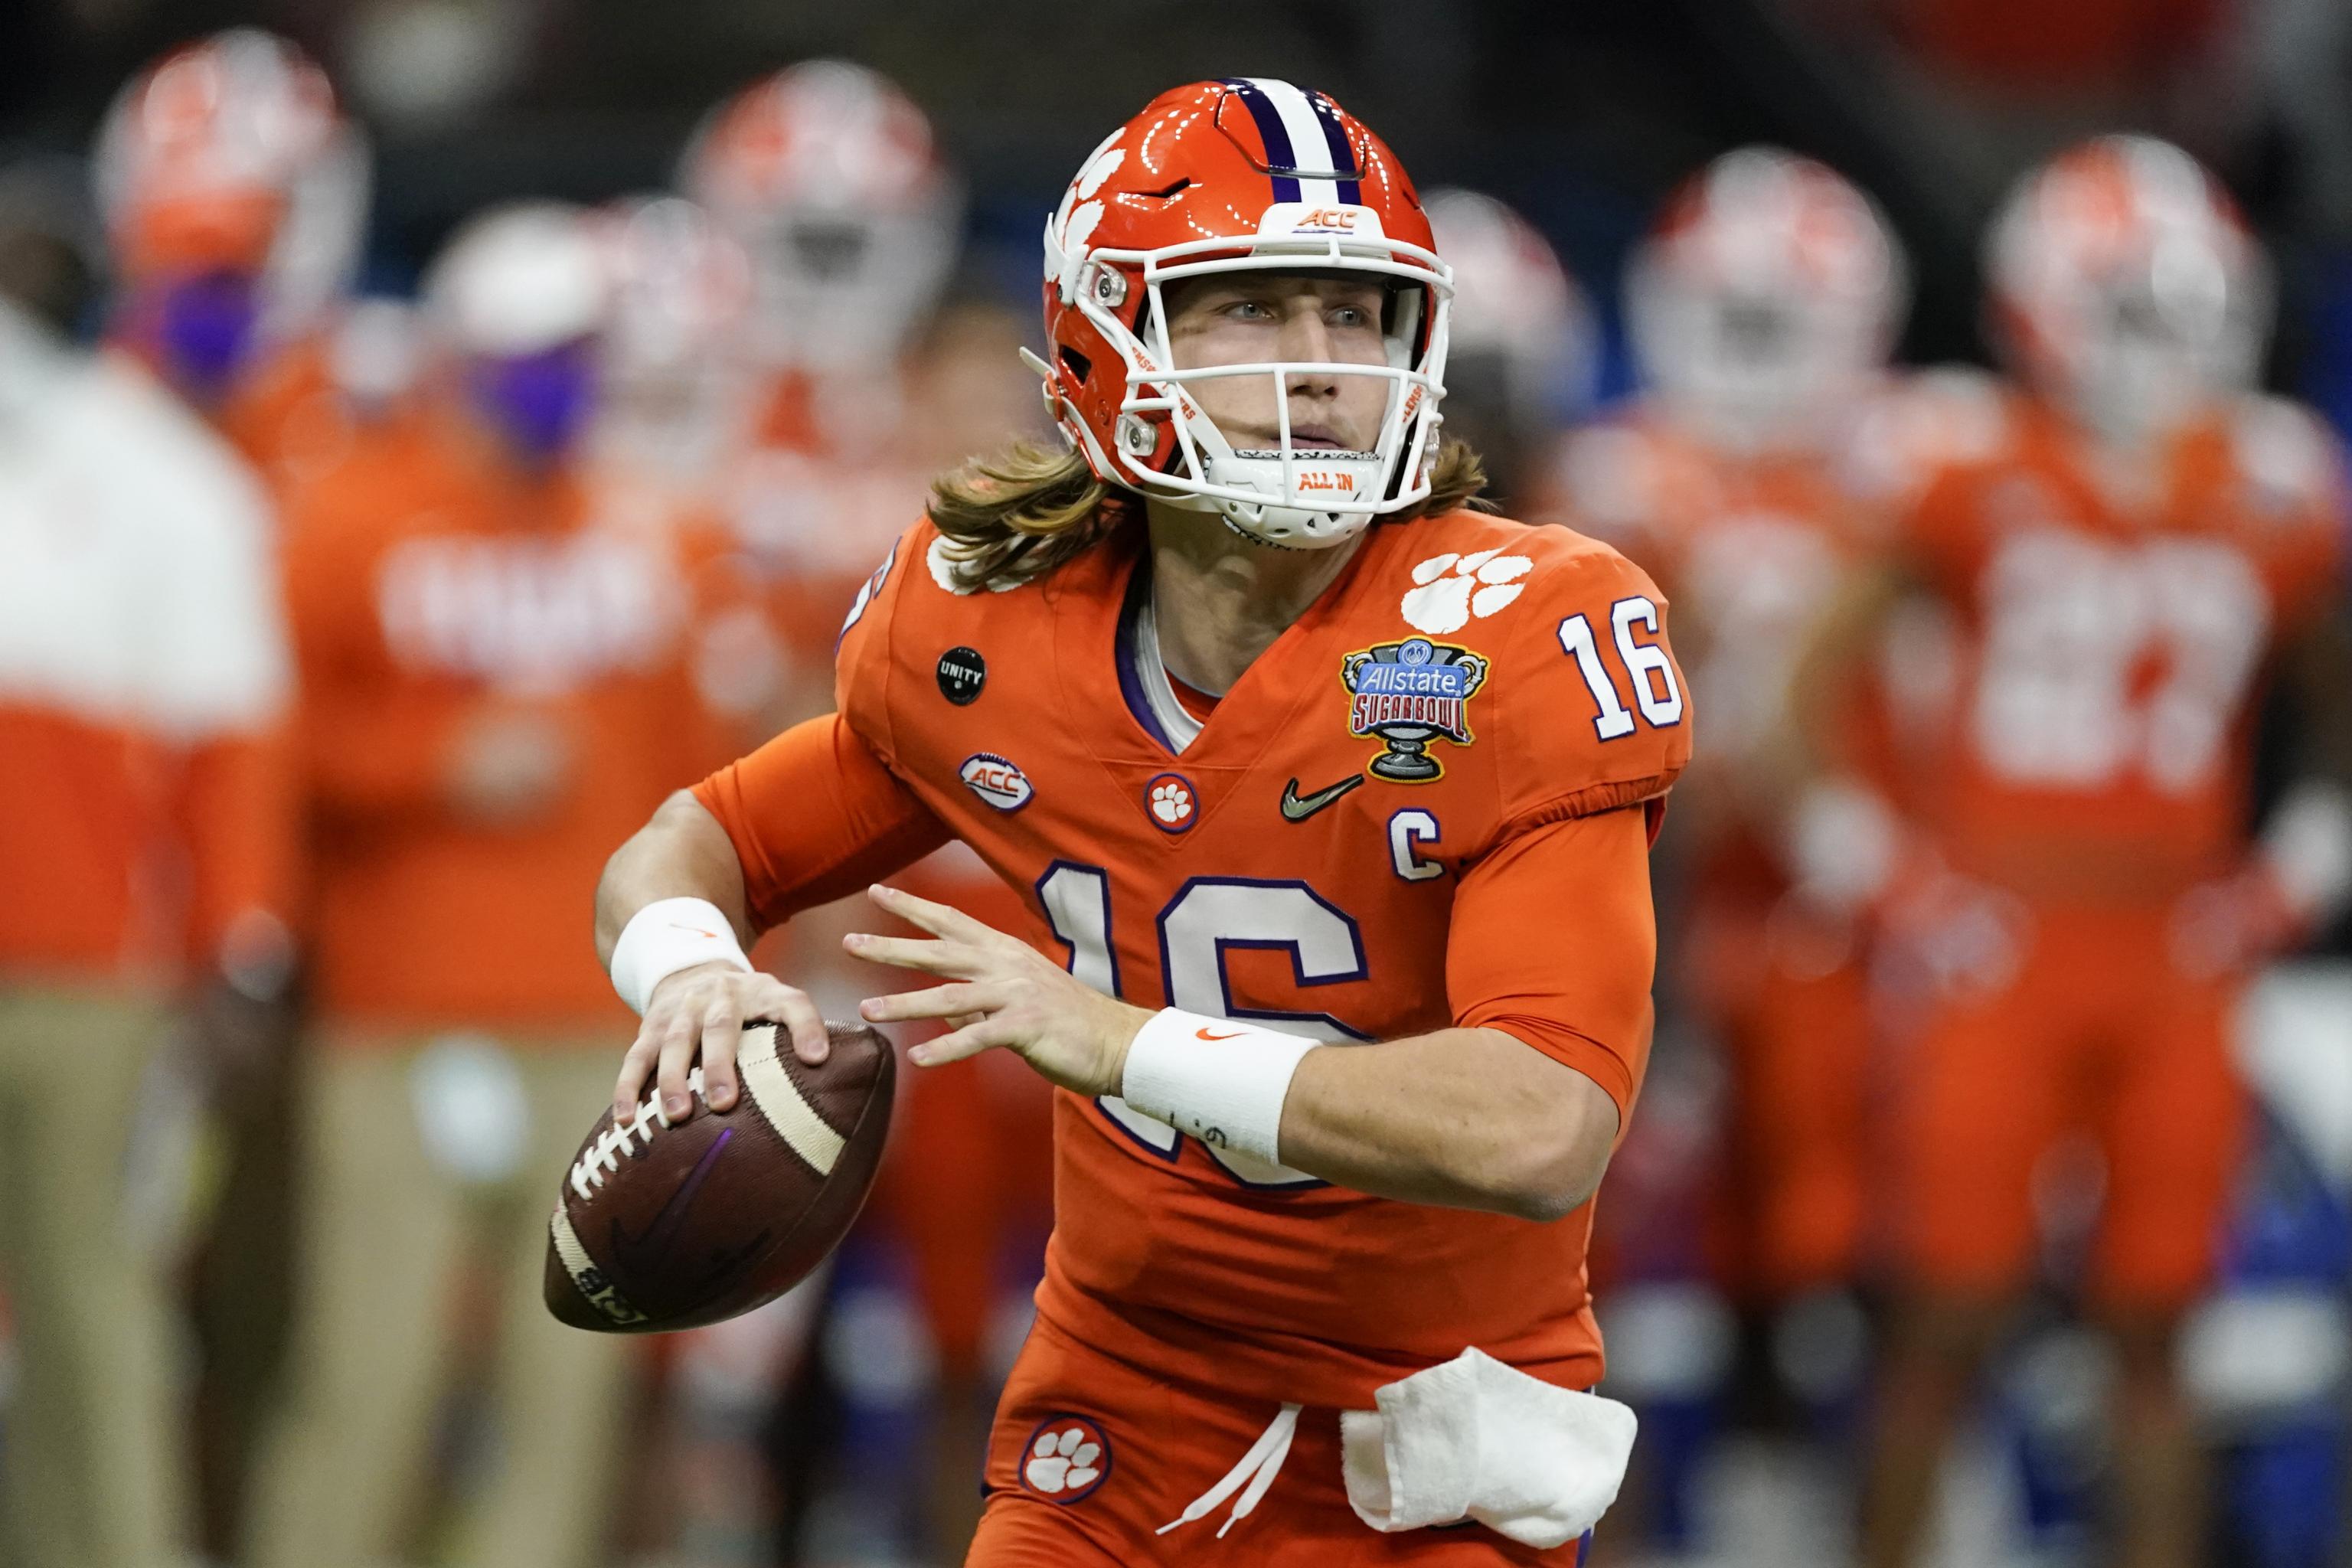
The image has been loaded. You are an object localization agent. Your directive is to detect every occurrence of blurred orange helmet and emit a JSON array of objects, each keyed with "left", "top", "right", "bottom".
[
  {"left": 1423, "top": 187, "right": 1597, "bottom": 430},
  {"left": 1986, "top": 135, "right": 2267, "bottom": 445},
  {"left": 1034, "top": 78, "right": 1451, "bottom": 550},
  {"left": 95, "top": 29, "right": 364, "bottom": 294},
  {"left": 1628, "top": 146, "right": 1906, "bottom": 449},
  {"left": 679, "top": 60, "right": 958, "bottom": 371}
]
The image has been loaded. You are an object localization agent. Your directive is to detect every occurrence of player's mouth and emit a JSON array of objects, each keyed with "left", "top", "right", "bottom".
[{"left": 1253, "top": 422, "right": 1354, "bottom": 451}]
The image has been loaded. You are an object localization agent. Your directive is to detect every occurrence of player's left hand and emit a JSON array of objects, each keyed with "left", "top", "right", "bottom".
[{"left": 847, "top": 884, "right": 1152, "bottom": 1096}]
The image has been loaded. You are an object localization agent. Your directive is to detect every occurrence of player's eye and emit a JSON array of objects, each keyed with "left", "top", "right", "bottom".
[{"left": 1222, "top": 299, "right": 1276, "bottom": 322}]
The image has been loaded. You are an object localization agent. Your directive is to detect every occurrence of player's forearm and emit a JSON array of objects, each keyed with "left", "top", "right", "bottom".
[
  {"left": 1274, "top": 1027, "right": 1621, "bottom": 1222},
  {"left": 594, "top": 789, "right": 756, "bottom": 967}
]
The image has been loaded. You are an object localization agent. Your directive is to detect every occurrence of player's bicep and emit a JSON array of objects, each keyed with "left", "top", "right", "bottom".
[
  {"left": 691, "top": 713, "right": 952, "bottom": 932},
  {"left": 1446, "top": 805, "right": 1658, "bottom": 1121}
]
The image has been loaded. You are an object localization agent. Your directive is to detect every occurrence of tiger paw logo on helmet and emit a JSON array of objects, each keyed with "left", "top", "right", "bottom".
[{"left": 1021, "top": 1415, "right": 1110, "bottom": 1503}]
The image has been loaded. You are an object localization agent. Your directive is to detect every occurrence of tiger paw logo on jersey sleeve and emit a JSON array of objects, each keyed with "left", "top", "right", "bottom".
[
  {"left": 1400, "top": 548, "right": 1533, "bottom": 634},
  {"left": 1341, "top": 638, "right": 1488, "bottom": 782},
  {"left": 1021, "top": 1414, "right": 1111, "bottom": 1503}
]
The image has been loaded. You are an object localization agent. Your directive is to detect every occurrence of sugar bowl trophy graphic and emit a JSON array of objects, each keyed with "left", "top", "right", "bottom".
[{"left": 1341, "top": 638, "right": 1489, "bottom": 780}]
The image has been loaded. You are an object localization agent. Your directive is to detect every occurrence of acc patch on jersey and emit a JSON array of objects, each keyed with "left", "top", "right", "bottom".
[{"left": 1340, "top": 638, "right": 1488, "bottom": 782}]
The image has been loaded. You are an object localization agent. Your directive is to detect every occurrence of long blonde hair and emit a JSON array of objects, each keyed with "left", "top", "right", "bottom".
[{"left": 926, "top": 437, "right": 1494, "bottom": 593}]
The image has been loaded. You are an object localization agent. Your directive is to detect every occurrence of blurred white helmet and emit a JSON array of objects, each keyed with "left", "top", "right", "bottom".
[
  {"left": 1628, "top": 147, "right": 1906, "bottom": 452},
  {"left": 679, "top": 60, "right": 959, "bottom": 373},
  {"left": 93, "top": 29, "right": 369, "bottom": 394},
  {"left": 423, "top": 201, "right": 611, "bottom": 462},
  {"left": 594, "top": 194, "right": 756, "bottom": 478},
  {"left": 1987, "top": 135, "right": 2269, "bottom": 449},
  {"left": 1423, "top": 187, "right": 1599, "bottom": 433}
]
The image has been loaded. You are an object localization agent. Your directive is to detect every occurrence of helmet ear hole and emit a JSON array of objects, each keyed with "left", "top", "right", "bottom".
[{"left": 1057, "top": 344, "right": 1092, "bottom": 385}]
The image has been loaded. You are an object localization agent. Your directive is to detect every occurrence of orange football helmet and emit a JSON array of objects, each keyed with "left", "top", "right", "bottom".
[
  {"left": 95, "top": 29, "right": 364, "bottom": 305},
  {"left": 1986, "top": 135, "right": 2268, "bottom": 446},
  {"left": 679, "top": 60, "right": 958, "bottom": 372},
  {"left": 1627, "top": 146, "right": 1905, "bottom": 451},
  {"left": 1032, "top": 78, "right": 1452, "bottom": 549}
]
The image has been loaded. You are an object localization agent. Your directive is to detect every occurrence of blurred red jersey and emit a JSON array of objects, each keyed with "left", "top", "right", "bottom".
[
  {"left": 1893, "top": 384, "right": 2346, "bottom": 900},
  {"left": 699, "top": 507, "right": 1690, "bottom": 1409}
]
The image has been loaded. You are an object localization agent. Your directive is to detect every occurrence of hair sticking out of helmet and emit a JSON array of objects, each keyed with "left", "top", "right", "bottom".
[
  {"left": 1029, "top": 77, "right": 1453, "bottom": 550},
  {"left": 679, "top": 60, "right": 959, "bottom": 374},
  {"left": 1987, "top": 135, "right": 2269, "bottom": 451},
  {"left": 424, "top": 201, "right": 612, "bottom": 466},
  {"left": 94, "top": 28, "right": 370, "bottom": 387},
  {"left": 1628, "top": 146, "right": 1906, "bottom": 454}
]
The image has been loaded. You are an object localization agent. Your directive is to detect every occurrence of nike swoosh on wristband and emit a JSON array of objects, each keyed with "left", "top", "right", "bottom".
[
  {"left": 608, "top": 1126, "right": 732, "bottom": 1280},
  {"left": 1280, "top": 773, "right": 1366, "bottom": 822},
  {"left": 1195, "top": 1027, "right": 1246, "bottom": 1041}
]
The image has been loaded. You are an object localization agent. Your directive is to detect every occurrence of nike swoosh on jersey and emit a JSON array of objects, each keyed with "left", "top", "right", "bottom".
[
  {"left": 608, "top": 1125, "right": 733, "bottom": 1281},
  {"left": 1279, "top": 773, "right": 1365, "bottom": 822}
]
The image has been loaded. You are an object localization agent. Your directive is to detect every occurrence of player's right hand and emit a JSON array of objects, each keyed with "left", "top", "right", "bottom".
[{"left": 613, "top": 962, "right": 831, "bottom": 1125}]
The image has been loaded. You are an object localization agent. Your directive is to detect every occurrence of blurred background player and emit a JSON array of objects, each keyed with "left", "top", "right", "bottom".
[
  {"left": 1540, "top": 149, "right": 1910, "bottom": 1560},
  {"left": 93, "top": 29, "right": 398, "bottom": 491},
  {"left": 1419, "top": 186, "right": 1599, "bottom": 505},
  {"left": 245, "top": 201, "right": 737, "bottom": 1568},
  {"left": 1788, "top": 136, "right": 2352, "bottom": 1568},
  {"left": 657, "top": 63, "right": 1055, "bottom": 1565},
  {"left": 90, "top": 35, "right": 412, "bottom": 1553},
  {"left": 0, "top": 162, "right": 292, "bottom": 1568},
  {"left": 681, "top": 58, "right": 962, "bottom": 728}
]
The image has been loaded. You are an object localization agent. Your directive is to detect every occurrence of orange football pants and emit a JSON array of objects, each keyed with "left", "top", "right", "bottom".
[
  {"left": 1886, "top": 902, "right": 2245, "bottom": 1311},
  {"left": 968, "top": 1315, "right": 1596, "bottom": 1566}
]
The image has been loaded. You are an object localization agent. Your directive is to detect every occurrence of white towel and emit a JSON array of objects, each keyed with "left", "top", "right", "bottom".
[{"left": 1340, "top": 1348, "right": 1637, "bottom": 1549}]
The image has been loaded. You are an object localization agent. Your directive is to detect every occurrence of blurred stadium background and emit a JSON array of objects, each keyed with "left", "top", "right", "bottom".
[{"left": 2, "top": 2, "right": 2350, "bottom": 1566}]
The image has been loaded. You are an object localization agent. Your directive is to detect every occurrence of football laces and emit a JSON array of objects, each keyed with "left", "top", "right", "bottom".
[{"left": 569, "top": 1067, "right": 706, "bottom": 1200}]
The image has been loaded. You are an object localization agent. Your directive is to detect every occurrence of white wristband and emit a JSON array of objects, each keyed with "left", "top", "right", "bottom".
[
  {"left": 609, "top": 897, "right": 753, "bottom": 1015},
  {"left": 1118, "top": 1008, "right": 1321, "bottom": 1165}
]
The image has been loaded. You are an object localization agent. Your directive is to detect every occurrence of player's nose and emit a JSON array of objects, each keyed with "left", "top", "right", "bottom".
[{"left": 1278, "top": 305, "right": 1341, "bottom": 392}]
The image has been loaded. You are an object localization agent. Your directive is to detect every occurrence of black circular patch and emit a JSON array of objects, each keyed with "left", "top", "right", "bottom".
[{"left": 936, "top": 646, "right": 987, "bottom": 705}]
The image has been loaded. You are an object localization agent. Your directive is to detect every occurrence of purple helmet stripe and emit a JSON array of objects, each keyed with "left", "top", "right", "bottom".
[
  {"left": 1308, "top": 93, "right": 1364, "bottom": 205},
  {"left": 1220, "top": 77, "right": 1303, "bottom": 204}
]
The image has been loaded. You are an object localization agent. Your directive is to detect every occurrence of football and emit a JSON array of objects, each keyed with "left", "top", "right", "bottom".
[{"left": 544, "top": 1019, "right": 895, "bottom": 1333}]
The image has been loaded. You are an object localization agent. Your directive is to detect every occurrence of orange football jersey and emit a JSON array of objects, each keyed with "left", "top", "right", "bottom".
[
  {"left": 1894, "top": 388, "right": 2347, "bottom": 899},
  {"left": 700, "top": 505, "right": 1690, "bottom": 1410}
]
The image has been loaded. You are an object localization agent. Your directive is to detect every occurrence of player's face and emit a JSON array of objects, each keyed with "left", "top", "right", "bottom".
[{"left": 1162, "top": 273, "right": 1392, "bottom": 453}]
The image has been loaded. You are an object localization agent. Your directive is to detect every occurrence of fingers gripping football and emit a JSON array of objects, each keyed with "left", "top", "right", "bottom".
[
  {"left": 615, "top": 962, "right": 829, "bottom": 1122},
  {"left": 847, "top": 884, "right": 1149, "bottom": 1096}
]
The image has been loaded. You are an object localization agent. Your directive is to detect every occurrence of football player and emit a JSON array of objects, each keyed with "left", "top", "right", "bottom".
[
  {"left": 244, "top": 203, "right": 740, "bottom": 1568},
  {"left": 598, "top": 78, "right": 1691, "bottom": 1563},
  {"left": 1551, "top": 144, "right": 1909, "bottom": 1348},
  {"left": 1540, "top": 146, "right": 1911, "bottom": 1551},
  {"left": 681, "top": 59, "right": 965, "bottom": 726},
  {"left": 1419, "top": 186, "right": 1598, "bottom": 503},
  {"left": 1787, "top": 137, "right": 2352, "bottom": 1568},
  {"left": 95, "top": 31, "right": 405, "bottom": 489}
]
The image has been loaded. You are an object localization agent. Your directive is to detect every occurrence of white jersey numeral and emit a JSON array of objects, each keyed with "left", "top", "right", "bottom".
[
  {"left": 1970, "top": 532, "right": 2267, "bottom": 793},
  {"left": 1037, "top": 866, "right": 1366, "bottom": 1188},
  {"left": 1557, "top": 596, "right": 1681, "bottom": 740}
]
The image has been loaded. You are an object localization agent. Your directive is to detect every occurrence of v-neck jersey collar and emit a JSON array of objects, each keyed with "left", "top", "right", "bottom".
[{"left": 1070, "top": 517, "right": 1398, "bottom": 771}]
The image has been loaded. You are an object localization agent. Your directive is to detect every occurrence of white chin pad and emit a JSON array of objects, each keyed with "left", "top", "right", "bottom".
[{"left": 1206, "top": 449, "right": 1385, "bottom": 547}]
